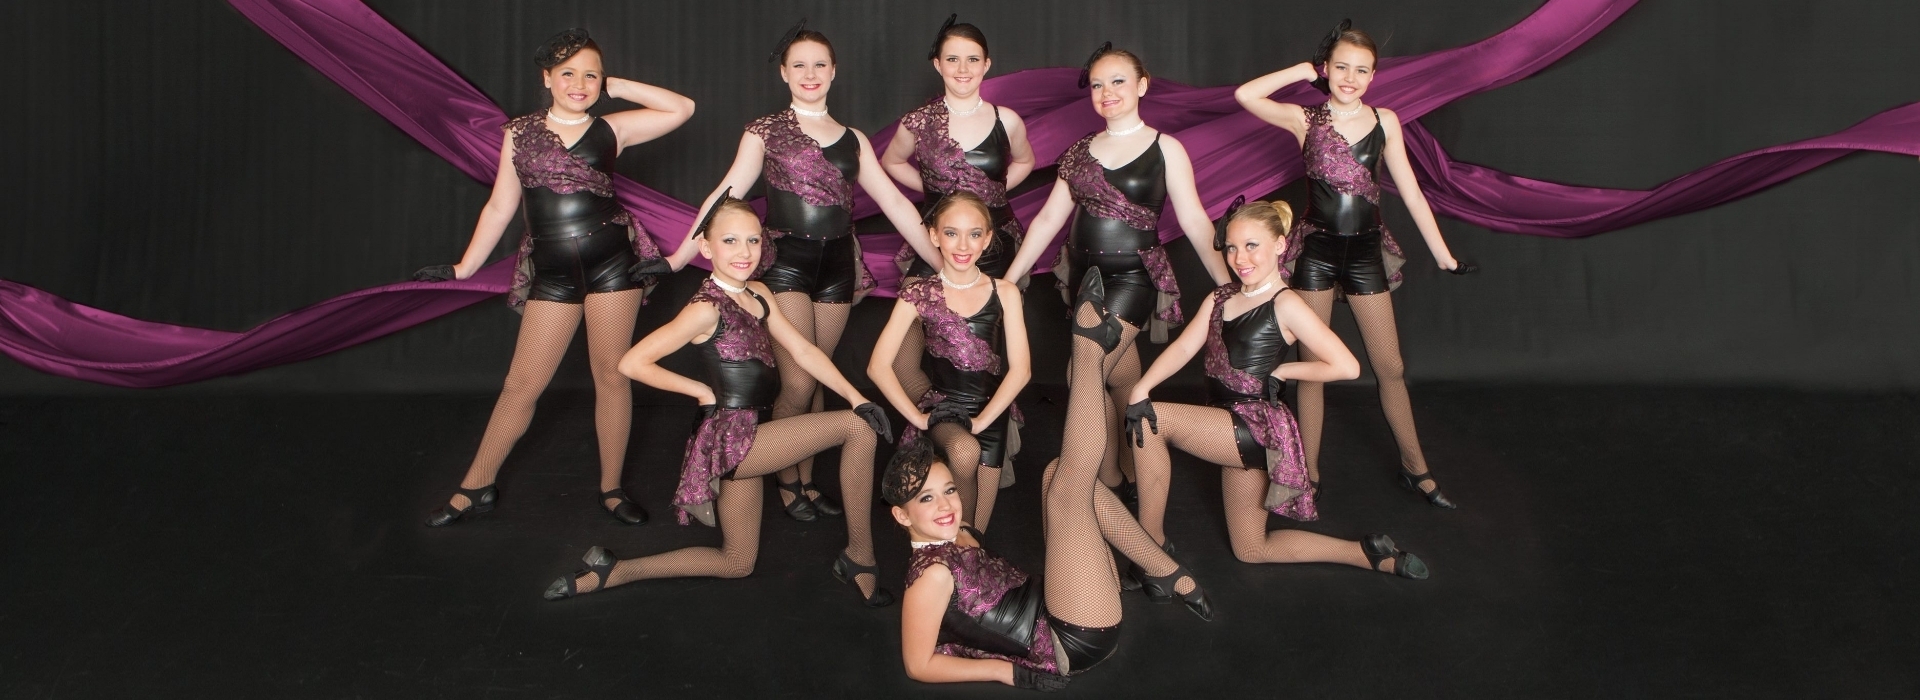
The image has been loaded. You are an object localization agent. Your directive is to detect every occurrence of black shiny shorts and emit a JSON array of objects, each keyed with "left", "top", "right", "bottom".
[
  {"left": 1047, "top": 614, "right": 1120, "bottom": 675},
  {"left": 527, "top": 222, "right": 641, "bottom": 304},
  {"left": 926, "top": 392, "right": 1013, "bottom": 469},
  {"left": 759, "top": 235, "right": 858, "bottom": 304},
  {"left": 1067, "top": 249, "right": 1158, "bottom": 329},
  {"left": 1292, "top": 230, "right": 1389, "bottom": 295}
]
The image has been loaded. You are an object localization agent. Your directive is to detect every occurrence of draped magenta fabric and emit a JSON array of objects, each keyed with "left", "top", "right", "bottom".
[{"left": 3, "top": 0, "right": 1916, "bottom": 387}]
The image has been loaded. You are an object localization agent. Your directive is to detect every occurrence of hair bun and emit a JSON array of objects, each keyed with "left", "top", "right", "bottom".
[{"left": 534, "top": 28, "right": 593, "bottom": 68}]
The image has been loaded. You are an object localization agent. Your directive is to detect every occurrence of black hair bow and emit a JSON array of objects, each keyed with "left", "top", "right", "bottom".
[
  {"left": 1212, "top": 195, "right": 1247, "bottom": 250},
  {"left": 926, "top": 14, "right": 958, "bottom": 60},
  {"left": 534, "top": 28, "right": 592, "bottom": 68},
  {"left": 691, "top": 187, "right": 734, "bottom": 239},
  {"left": 767, "top": 18, "right": 808, "bottom": 64},
  {"left": 1077, "top": 41, "right": 1113, "bottom": 89},
  {"left": 1309, "top": 18, "right": 1351, "bottom": 94}
]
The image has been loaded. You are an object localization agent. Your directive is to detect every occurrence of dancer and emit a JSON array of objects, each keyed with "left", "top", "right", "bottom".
[
  {"left": 545, "top": 195, "right": 894, "bottom": 605},
  {"left": 885, "top": 430, "right": 1206, "bottom": 687},
  {"left": 1233, "top": 21, "right": 1475, "bottom": 507},
  {"left": 869, "top": 193, "right": 1031, "bottom": 533},
  {"left": 414, "top": 29, "right": 694, "bottom": 527},
  {"left": 667, "top": 20, "right": 938, "bottom": 521},
  {"left": 878, "top": 16, "right": 1036, "bottom": 464},
  {"left": 1004, "top": 44, "right": 1233, "bottom": 500},
  {"left": 1123, "top": 201, "right": 1429, "bottom": 579}
]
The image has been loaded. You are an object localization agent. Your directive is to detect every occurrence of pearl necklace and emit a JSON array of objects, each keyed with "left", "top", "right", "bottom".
[
  {"left": 940, "top": 268, "right": 984, "bottom": 290},
  {"left": 945, "top": 97, "right": 984, "bottom": 118},
  {"left": 1327, "top": 101, "right": 1363, "bottom": 117},
  {"left": 547, "top": 110, "right": 591, "bottom": 126},
  {"left": 790, "top": 103, "right": 829, "bottom": 118},
  {"left": 1241, "top": 279, "right": 1277, "bottom": 298},
  {"left": 1105, "top": 120, "right": 1146, "bottom": 137},
  {"left": 910, "top": 539, "right": 956, "bottom": 549},
  {"left": 709, "top": 275, "right": 747, "bottom": 294}
]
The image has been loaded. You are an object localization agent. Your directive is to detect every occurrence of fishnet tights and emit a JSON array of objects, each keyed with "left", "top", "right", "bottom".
[
  {"left": 451, "top": 291, "right": 641, "bottom": 511},
  {"left": 768, "top": 292, "right": 853, "bottom": 503},
  {"left": 1129, "top": 402, "right": 1378, "bottom": 571},
  {"left": 583, "top": 410, "right": 882, "bottom": 595},
  {"left": 1291, "top": 289, "right": 1437, "bottom": 492},
  {"left": 1101, "top": 347, "right": 1142, "bottom": 488}
]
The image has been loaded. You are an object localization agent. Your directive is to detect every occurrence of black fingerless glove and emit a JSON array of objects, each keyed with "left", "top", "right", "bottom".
[
  {"left": 691, "top": 404, "right": 717, "bottom": 433},
  {"left": 1447, "top": 260, "right": 1479, "bottom": 275},
  {"left": 412, "top": 264, "right": 456, "bottom": 282},
  {"left": 854, "top": 402, "right": 894, "bottom": 443},
  {"left": 1308, "top": 18, "right": 1352, "bottom": 95},
  {"left": 1263, "top": 374, "right": 1291, "bottom": 404},
  {"left": 1013, "top": 665, "right": 1071, "bottom": 692},
  {"left": 927, "top": 400, "right": 973, "bottom": 429},
  {"left": 1123, "top": 400, "right": 1158, "bottom": 448},
  {"left": 628, "top": 256, "right": 673, "bottom": 284}
]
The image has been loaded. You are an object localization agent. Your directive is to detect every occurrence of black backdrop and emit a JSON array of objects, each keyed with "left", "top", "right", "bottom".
[{"left": 2, "top": 0, "right": 1916, "bottom": 394}]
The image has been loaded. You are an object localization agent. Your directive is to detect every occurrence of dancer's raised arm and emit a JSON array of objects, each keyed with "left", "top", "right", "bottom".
[{"left": 1233, "top": 63, "right": 1316, "bottom": 138}]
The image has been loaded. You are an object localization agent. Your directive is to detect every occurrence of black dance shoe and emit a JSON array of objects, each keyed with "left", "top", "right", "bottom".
[
  {"left": 601, "top": 488, "right": 649, "bottom": 526},
  {"left": 1398, "top": 468, "right": 1458, "bottom": 510},
  {"left": 776, "top": 479, "right": 819, "bottom": 522},
  {"left": 1120, "top": 539, "right": 1176, "bottom": 592},
  {"left": 1136, "top": 564, "right": 1214, "bottom": 621},
  {"left": 424, "top": 484, "right": 496, "bottom": 527},
  {"left": 544, "top": 546, "right": 619, "bottom": 600},
  {"left": 803, "top": 482, "right": 844, "bottom": 517},
  {"left": 1361, "top": 534, "right": 1430, "bottom": 580},
  {"left": 832, "top": 551, "right": 895, "bottom": 608},
  {"left": 1069, "top": 267, "right": 1123, "bottom": 354}
]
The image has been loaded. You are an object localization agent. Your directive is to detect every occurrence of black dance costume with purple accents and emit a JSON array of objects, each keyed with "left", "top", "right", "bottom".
[
  {"left": 1286, "top": 105, "right": 1408, "bottom": 296},
  {"left": 899, "top": 98, "right": 1024, "bottom": 279},
  {"left": 748, "top": 109, "right": 868, "bottom": 303},
  {"left": 504, "top": 114, "right": 660, "bottom": 306}
]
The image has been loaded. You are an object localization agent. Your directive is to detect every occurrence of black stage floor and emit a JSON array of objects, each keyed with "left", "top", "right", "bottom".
[{"left": 2, "top": 385, "right": 1915, "bottom": 698}]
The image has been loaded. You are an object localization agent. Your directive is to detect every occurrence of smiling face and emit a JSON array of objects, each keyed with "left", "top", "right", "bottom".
[
  {"left": 542, "top": 48, "right": 603, "bottom": 115},
  {"left": 780, "top": 39, "right": 836, "bottom": 104},
  {"left": 1324, "top": 42, "right": 1376, "bottom": 104},
  {"left": 1222, "top": 218, "right": 1285, "bottom": 286},
  {"left": 932, "top": 36, "right": 991, "bottom": 101},
  {"left": 1086, "top": 54, "right": 1148, "bottom": 120},
  {"left": 699, "top": 208, "right": 764, "bottom": 286},
  {"left": 930, "top": 201, "right": 991, "bottom": 274},
  {"left": 890, "top": 461, "right": 961, "bottom": 542}
]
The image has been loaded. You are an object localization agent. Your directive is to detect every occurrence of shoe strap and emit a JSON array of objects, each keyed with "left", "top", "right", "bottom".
[
  {"left": 777, "top": 479, "right": 807, "bottom": 496},
  {"left": 1402, "top": 469, "right": 1434, "bottom": 485},
  {"left": 600, "top": 488, "right": 628, "bottom": 503}
]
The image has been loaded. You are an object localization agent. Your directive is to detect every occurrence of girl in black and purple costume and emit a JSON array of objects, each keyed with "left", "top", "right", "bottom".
[
  {"left": 666, "top": 21, "right": 937, "bottom": 522},
  {"left": 869, "top": 193, "right": 1031, "bottom": 534},
  {"left": 545, "top": 196, "right": 895, "bottom": 607},
  {"left": 414, "top": 29, "right": 692, "bottom": 528},
  {"left": 1004, "top": 44, "right": 1233, "bottom": 503},
  {"left": 1124, "top": 201, "right": 1429, "bottom": 579}
]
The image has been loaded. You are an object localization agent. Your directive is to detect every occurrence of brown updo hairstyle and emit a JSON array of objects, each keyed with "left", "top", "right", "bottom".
[
  {"left": 1089, "top": 45, "right": 1150, "bottom": 81},
  {"left": 1227, "top": 200, "right": 1296, "bottom": 239},
  {"left": 928, "top": 16, "right": 991, "bottom": 60},
  {"left": 923, "top": 191, "right": 995, "bottom": 230},
  {"left": 785, "top": 29, "right": 837, "bottom": 64},
  {"left": 534, "top": 28, "right": 600, "bottom": 69},
  {"left": 882, "top": 437, "right": 944, "bottom": 507},
  {"left": 698, "top": 191, "right": 761, "bottom": 239},
  {"left": 1332, "top": 27, "right": 1379, "bottom": 63}
]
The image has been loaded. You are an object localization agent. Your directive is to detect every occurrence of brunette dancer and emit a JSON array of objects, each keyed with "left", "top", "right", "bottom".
[
  {"left": 1234, "top": 22, "right": 1475, "bottom": 508},
  {"left": 869, "top": 193, "right": 1031, "bottom": 533},
  {"left": 1124, "top": 201, "right": 1428, "bottom": 579},
  {"left": 415, "top": 29, "right": 693, "bottom": 527},
  {"left": 879, "top": 16, "right": 1037, "bottom": 452},
  {"left": 667, "top": 20, "right": 937, "bottom": 521},
  {"left": 1004, "top": 44, "right": 1233, "bottom": 502},
  {"left": 546, "top": 196, "right": 894, "bottom": 605}
]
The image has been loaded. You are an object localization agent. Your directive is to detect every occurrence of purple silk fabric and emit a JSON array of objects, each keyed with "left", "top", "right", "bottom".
[{"left": 7, "top": 0, "right": 1919, "bottom": 386}]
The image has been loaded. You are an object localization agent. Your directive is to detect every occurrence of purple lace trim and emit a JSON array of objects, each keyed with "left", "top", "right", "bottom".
[
  {"left": 904, "top": 98, "right": 1010, "bottom": 207},
  {"left": 900, "top": 278, "right": 1003, "bottom": 374},
  {"left": 747, "top": 109, "right": 853, "bottom": 210},
  {"left": 897, "top": 388, "right": 1024, "bottom": 458},
  {"left": 1058, "top": 135, "right": 1158, "bottom": 230},
  {"left": 509, "top": 231, "right": 536, "bottom": 308},
  {"left": 503, "top": 113, "right": 657, "bottom": 307},
  {"left": 907, "top": 542, "right": 1060, "bottom": 674},
  {"left": 1302, "top": 105, "right": 1380, "bottom": 203},
  {"left": 1229, "top": 401, "right": 1317, "bottom": 521},
  {"left": 1138, "top": 246, "right": 1183, "bottom": 327},
  {"left": 689, "top": 279, "right": 777, "bottom": 365},
  {"left": 896, "top": 389, "right": 948, "bottom": 451},
  {"left": 1202, "top": 286, "right": 1315, "bottom": 519},
  {"left": 673, "top": 408, "right": 759, "bottom": 525}
]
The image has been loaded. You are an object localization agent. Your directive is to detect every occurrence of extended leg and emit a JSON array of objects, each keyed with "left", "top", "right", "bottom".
[
  {"left": 446, "top": 300, "right": 583, "bottom": 510},
  {"left": 582, "top": 289, "right": 643, "bottom": 510}
]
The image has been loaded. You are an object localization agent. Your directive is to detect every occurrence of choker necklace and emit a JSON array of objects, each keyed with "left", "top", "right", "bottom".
[
  {"left": 547, "top": 110, "right": 591, "bottom": 125},
  {"left": 709, "top": 275, "right": 747, "bottom": 294},
  {"left": 1106, "top": 121, "right": 1146, "bottom": 137},
  {"left": 1327, "top": 101, "right": 1363, "bottom": 117},
  {"left": 790, "top": 103, "right": 829, "bottom": 118},
  {"left": 945, "top": 97, "right": 984, "bottom": 118},
  {"left": 940, "top": 268, "right": 984, "bottom": 290},
  {"left": 910, "top": 539, "right": 955, "bottom": 549},
  {"left": 1240, "top": 279, "right": 1277, "bottom": 298}
]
